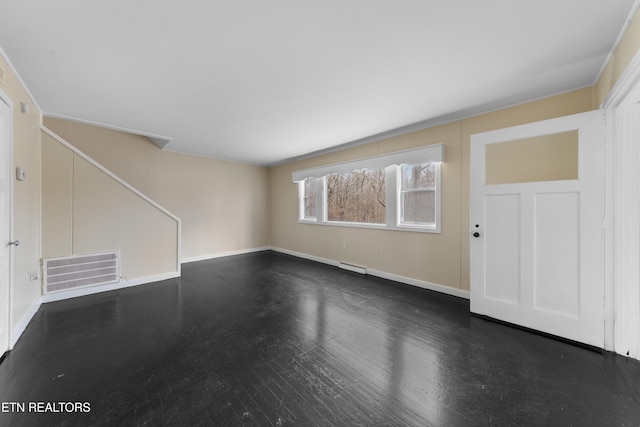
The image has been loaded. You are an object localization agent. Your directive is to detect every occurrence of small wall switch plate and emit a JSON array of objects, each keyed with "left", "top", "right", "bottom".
[
  {"left": 29, "top": 271, "right": 39, "bottom": 281},
  {"left": 16, "top": 167, "right": 26, "bottom": 181}
]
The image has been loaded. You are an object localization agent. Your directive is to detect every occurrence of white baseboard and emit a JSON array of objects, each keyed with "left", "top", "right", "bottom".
[
  {"left": 269, "top": 246, "right": 469, "bottom": 300},
  {"left": 181, "top": 247, "right": 270, "bottom": 264},
  {"left": 367, "top": 268, "right": 470, "bottom": 300},
  {"left": 11, "top": 296, "right": 42, "bottom": 349},
  {"left": 41, "top": 271, "right": 180, "bottom": 303},
  {"left": 269, "top": 247, "right": 340, "bottom": 268}
]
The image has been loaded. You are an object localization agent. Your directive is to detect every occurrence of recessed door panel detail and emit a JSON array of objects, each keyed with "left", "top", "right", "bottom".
[
  {"left": 534, "top": 192, "right": 580, "bottom": 318},
  {"left": 484, "top": 194, "right": 520, "bottom": 304}
]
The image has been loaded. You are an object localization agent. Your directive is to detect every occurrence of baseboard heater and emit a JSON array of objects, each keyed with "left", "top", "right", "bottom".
[
  {"left": 339, "top": 261, "right": 367, "bottom": 275},
  {"left": 43, "top": 252, "right": 120, "bottom": 294}
]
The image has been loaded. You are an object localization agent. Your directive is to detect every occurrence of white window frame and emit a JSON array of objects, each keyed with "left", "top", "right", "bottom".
[
  {"left": 294, "top": 144, "right": 444, "bottom": 233},
  {"left": 396, "top": 162, "right": 441, "bottom": 232},
  {"left": 298, "top": 176, "right": 325, "bottom": 223}
]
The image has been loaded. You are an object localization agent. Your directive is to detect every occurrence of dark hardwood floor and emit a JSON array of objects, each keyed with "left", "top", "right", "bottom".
[{"left": 0, "top": 251, "right": 639, "bottom": 426}]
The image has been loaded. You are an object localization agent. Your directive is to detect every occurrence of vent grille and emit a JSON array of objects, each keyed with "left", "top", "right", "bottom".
[
  {"left": 339, "top": 261, "right": 367, "bottom": 275},
  {"left": 43, "top": 252, "right": 120, "bottom": 294}
]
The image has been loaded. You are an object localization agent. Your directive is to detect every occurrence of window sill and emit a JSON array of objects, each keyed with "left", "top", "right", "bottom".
[
  {"left": 297, "top": 220, "right": 440, "bottom": 233},
  {"left": 298, "top": 218, "right": 318, "bottom": 224}
]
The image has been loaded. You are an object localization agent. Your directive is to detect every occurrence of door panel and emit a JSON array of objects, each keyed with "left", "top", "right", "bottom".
[
  {"left": 470, "top": 110, "right": 605, "bottom": 348},
  {"left": 534, "top": 192, "right": 580, "bottom": 318},
  {"left": 484, "top": 194, "right": 521, "bottom": 305}
]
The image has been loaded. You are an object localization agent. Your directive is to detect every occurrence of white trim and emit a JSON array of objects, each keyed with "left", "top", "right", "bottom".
[
  {"left": 41, "top": 125, "right": 182, "bottom": 275},
  {"left": 594, "top": 0, "right": 640, "bottom": 87},
  {"left": 610, "top": 100, "right": 640, "bottom": 359},
  {"left": 41, "top": 126, "right": 179, "bottom": 221},
  {"left": 41, "top": 272, "right": 180, "bottom": 303},
  {"left": 0, "top": 88, "right": 13, "bottom": 356},
  {"left": 604, "top": 108, "right": 616, "bottom": 353},
  {"left": 600, "top": 49, "right": 640, "bottom": 359},
  {"left": 602, "top": 47, "right": 640, "bottom": 108},
  {"left": 269, "top": 247, "right": 469, "bottom": 300},
  {"left": 291, "top": 143, "right": 444, "bottom": 182},
  {"left": 269, "top": 247, "right": 340, "bottom": 268},
  {"left": 298, "top": 219, "right": 440, "bottom": 234},
  {"left": 10, "top": 297, "right": 41, "bottom": 349},
  {"left": 43, "top": 112, "right": 173, "bottom": 149},
  {"left": 398, "top": 161, "right": 441, "bottom": 233},
  {"left": 367, "top": 268, "right": 470, "bottom": 300},
  {"left": 180, "top": 247, "right": 270, "bottom": 264}
]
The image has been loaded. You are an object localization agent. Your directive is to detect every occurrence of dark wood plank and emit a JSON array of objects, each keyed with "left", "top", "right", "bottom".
[{"left": 0, "top": 251, "right": 638, "bottom": 426}]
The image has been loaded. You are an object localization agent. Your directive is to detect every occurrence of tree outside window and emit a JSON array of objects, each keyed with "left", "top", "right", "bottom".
[{"left": 327, "top": 168, "right": 386, "bottom": 224}]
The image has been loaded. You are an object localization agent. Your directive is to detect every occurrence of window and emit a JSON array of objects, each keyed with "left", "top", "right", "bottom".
[
  {"left": 301, "top": 177, "right": 318, "bottom": 220},
  {"left": 327, "top": 168, "right": 386, "bottom": 224},
  {"left": 399, "top": 162, "right": 439, "bottom": 227},
  {"left": 293, "top": 144, "right": 444, "bottom": 233}
]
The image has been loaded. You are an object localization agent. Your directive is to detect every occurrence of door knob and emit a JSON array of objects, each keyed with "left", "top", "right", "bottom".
[
  {"left": 473, "top": 232, "right": 480, "bottom": 238},
  {"left": 8, "top": 240, "right": 19, "bottom": 246}
]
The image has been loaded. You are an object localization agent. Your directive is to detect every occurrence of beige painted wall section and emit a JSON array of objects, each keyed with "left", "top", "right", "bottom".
[
  {"left": 486, "top": 130, "right": 578, "bottom": 185},
  {"left": 270, "top": 88, "right": 593, "bottom": 293},
  {"left": 0, "top": 55, "right": 42, "bottom": 334},
  {"left": 270, "top": 121, "right": 462, "bottom": 289},
  {"left": 41, "top": 131, "right": 179, "bottom": 279},
  {"left": 43, "top": 118, "right": 269, "bottom": 261},
  {"left": 595, "top": 6, "right": 640, "bottom": 106},
  {"left": 73, "top": 155, "right": 178, "bottom": 279},
  {"left": 41, "top": 132, "right": 72, "bottom": 256}
]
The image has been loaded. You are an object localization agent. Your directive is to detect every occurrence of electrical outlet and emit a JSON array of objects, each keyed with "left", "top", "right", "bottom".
[
  {"left": 29, "top": 270, "right": 39, "bottom": 281},
  {"left": 342, "top": 243, "right": 347, "bottom": 251}
]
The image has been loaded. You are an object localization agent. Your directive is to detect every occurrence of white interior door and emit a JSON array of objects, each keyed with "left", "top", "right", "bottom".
[
  {"left": 0, "top": 96, "right": 10, "bottom": 356},
  {"left": 470, "top": 110, "right": 605, "bottom": 348}
]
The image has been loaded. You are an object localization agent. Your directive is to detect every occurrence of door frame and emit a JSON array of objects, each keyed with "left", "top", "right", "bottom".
[
  {"left": 602, "top": 49, "right": 640, "bottom": 358},
  {"left": 0, "top": 87, "right": 13, "bottom": 355}
]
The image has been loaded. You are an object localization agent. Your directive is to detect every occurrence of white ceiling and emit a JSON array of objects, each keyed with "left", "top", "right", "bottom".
[{"left": 0, "top": 1, "right": 636, "bottom": 165}]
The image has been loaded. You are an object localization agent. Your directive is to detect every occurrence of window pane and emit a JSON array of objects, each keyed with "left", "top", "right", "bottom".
[
  {"left": 303, "top": 177, "right": 317, "bottom": 220},
  {"left": 304, "top": 196, "right": 316, "bottom": 219},
  {"left": 401, "top": 163, "right": 436, "bottom": 190},
  {"left": 327, "top": 168, "right": 386, "bottom": 224},
  {"left": 305, "top": 177, "right": 316, "bottom": 195},
  {"left": 402, "top": 190, "right": 435, "bottom": 224}
]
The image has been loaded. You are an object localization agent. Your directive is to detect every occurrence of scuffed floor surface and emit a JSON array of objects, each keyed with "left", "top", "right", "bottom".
[{"left": 0, "top": 251, "right": 639, "bottom": 426}]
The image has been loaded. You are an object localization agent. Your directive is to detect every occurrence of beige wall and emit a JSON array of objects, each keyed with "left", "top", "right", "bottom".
[
  {"left": 43, "top": 118, "right": 270, "bottom": 262},
  {"left": 41, "top": 131, "right": 179, "bottom": 280},
  {"left": 269, "top": 88, "right": 593, "bottom": 292},
  {"left": 485, "top": 131, "right": 578, "bottom": 185},
  {"left": 0, "top": 55, "right": 42, "bottom": 334}
]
